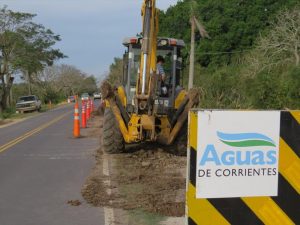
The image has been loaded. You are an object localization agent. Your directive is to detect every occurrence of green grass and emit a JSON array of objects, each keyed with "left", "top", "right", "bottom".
[
  {"left": 0, "top": 107, "right": 17, "bottom": 119},
  {"left": 127, "top": 209, "right": 166, "bottom": 225},
  {"left": 0, "top": 108, "right": 38, "bottom": 121},
  {"left": 115, "top": 165, "right": 166, "bottom": 224}
]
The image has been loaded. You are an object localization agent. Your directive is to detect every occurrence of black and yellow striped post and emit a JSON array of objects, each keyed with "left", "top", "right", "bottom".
[{"left": 186, "top": 110, "right": 299, "bottom": 225}]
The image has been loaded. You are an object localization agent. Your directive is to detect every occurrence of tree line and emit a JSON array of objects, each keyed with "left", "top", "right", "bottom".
[
  {"left": 106, "top": 1, "right": 300, "bottom": 110},
  {"left": 12, "top": 64, "right": 98, "bottom": 105},
  {"left": 158, "top": 0, "right": 300, "bottom": 109},
  {"left": 0, "top": 6, "right": 64, "bottom": 113},
  {"left": 0, "top": 6, "right": 98, "bottom": 115}
]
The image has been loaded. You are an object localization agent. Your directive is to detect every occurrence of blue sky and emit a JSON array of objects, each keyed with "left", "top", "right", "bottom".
[{"left": 1, "top": 0, "right": 178, "bottom": 80}]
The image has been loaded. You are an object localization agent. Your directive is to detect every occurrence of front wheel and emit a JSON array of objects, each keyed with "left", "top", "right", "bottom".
[{"left": 102, "top": 108, "right": 125, "bottom": 154}]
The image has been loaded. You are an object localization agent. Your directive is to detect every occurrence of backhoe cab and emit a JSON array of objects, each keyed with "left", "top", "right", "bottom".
[
  {"left": 122, "top": 37, "right": 185, "bottom": 115},
  {"left": 101, "top": 0, "right": 199, "bottom": 155}
]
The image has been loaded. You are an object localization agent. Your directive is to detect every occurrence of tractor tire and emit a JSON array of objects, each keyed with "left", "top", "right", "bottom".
[
  {"left": 102, "top": 108, "right": 125, "bottom": 154},
  {"left": 168, "top": 123, "right": 188, "bottom": 156}
]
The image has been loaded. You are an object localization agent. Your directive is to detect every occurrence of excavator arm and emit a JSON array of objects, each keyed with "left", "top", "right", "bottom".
[
  {"left": 137, "top": 0, "right": 158, "bottom": 99},
  {"left": 101, "top": 0, "right": 200, "bottom": 155}
]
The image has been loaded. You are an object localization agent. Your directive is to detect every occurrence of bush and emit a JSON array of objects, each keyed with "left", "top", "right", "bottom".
[{"left": 0, "top": 107, "right": 16, "bottom": 119}]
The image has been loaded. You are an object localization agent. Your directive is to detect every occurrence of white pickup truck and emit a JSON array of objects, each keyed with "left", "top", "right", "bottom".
[{"left": 16, "top": 95, "right": 42, "bottom": 113}]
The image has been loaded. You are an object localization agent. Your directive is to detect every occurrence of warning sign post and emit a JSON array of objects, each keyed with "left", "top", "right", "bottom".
[{"left": 186, "top": 110, "right": 300, "bottom": 225}]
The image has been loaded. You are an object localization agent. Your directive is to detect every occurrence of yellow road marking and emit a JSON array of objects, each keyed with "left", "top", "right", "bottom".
[{"left": 0, "top": 112, "right": 71, "bottom": 153}]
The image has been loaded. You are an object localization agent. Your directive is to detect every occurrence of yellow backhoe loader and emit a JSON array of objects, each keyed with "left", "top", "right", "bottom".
[{"left": 101, "top": 0, "right": 199, "bottom": 155}]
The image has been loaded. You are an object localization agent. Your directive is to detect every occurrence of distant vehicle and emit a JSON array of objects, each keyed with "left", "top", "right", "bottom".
[
  {"left": 93, "top": 93, "right": 101, "bottom": 99},
  {"left": 81, "top": 93, "right": 90, "bottom": 101},
  {"left": 16, "top": 95, "right": 42, "bottom": 113},
  {"left": 67, "top": 96, "right": 76, "bottom": 103}
]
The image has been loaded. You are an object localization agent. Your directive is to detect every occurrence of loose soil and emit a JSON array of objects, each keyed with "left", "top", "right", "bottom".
[
  {"left": 82, "top": 111, "right": 187, "bottom": 219},
  {"left": 67, "top": 200, "right": 82, "bottom": 206}
]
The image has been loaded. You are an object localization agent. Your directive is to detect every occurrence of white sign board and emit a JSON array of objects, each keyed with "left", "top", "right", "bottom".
[{"left": 196, "top": 111, "right": 280, "bottom": 199}]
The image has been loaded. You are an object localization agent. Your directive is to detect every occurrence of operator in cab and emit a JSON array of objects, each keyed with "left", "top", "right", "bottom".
[{"left": 156, "top": 55, "right": 168, "bottom": 96}]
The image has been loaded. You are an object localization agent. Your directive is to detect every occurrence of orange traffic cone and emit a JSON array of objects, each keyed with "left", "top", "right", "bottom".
[
  {"left": 73, "top": 102, "right": 80, "bottom": 138},
  {"left": 81, "top": 101, "right": 87, "bottom": 128},
  {"left": 86, "top": 99, "right": 90, "bottom": 120}
]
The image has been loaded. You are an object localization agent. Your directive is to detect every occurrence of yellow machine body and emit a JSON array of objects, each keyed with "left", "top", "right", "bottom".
[{"left": 102, "top": 0, "right": 199, "bottom": 148}]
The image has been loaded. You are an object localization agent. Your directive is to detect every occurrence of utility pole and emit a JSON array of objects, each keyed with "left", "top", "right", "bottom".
[
  {"left": 187, "top": 13, "right": 210, "bottom": 90},
  {"left": 188, "top": 17, "right": 195, "bottom": 90}
]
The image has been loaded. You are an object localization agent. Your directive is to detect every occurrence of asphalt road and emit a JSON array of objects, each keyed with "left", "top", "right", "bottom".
[{"left": 0, "top": 104, "right": 105, "bottom": 225}]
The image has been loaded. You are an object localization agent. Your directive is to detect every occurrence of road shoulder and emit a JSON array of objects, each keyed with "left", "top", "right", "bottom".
[{"left": 82, "top": 113, "right": 186, "bottom": 225}]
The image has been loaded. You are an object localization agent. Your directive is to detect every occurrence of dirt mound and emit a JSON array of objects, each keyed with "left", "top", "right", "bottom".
[
  {"left": 113, "top": 149, "right": 186, "bottom": 216},
  {"left": 67, "top": 200, "right": 81, "bottom": 206},
  {"left": 81, "top": 116, "right": 187, "bottom": 217}
]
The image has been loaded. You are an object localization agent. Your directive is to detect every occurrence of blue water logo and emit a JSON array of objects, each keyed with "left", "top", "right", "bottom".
[
  {"left": 199, "top": 132, "right": 277, "bottom": 166},
  {"left": 217, "top": 131, "right": 276, "bottom": 147}
]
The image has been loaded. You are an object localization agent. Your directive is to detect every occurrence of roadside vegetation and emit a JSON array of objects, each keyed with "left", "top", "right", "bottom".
[
  {"left": 0, "top": 6, "right": 98, "bottom": 119},
  {"left": 1, "top": 64, "right": 98, "bottom": 119},
  {"left": 106, "top": 1, "right": 300, "bottom": 110}
]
